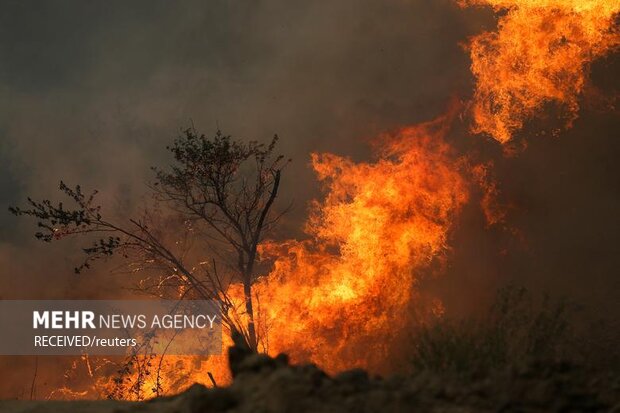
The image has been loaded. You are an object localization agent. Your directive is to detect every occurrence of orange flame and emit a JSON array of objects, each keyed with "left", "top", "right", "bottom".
[
  {"left": 107, "top": 114, "right": 469, "bottom": 398},
  {"left": 460, "top": 0, "right": 619, "bottom": 143},
  {"left": 53, "top": 115, "right": 475, "bottom": 399},
  {"left": 240, "top": 115, "right": 470, "bottom": 374},
  {"left": 41, "top": 2, "right": 620, "bottom": 399}
]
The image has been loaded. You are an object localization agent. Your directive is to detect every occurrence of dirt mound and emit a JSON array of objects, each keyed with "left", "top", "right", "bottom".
[
  {"left": 161, "top": 351, "right": 617, "bottom": 412},
  {"left": 1, "top": 336, "right": 618, "bottom": 412}
]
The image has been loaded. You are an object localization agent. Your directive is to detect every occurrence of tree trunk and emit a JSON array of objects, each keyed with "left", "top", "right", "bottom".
[
  {"left": 243, "top": 274, "right": 257, "bottom": 350},
  {"left": 240, "top": 170, "right": 281, "bottom": 351}
]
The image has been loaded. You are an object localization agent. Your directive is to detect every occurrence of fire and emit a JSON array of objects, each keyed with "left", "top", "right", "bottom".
[
  {"left": 51, "top": 350, "right": 234, "bottom": 400},
  {"left": 30, "top": 1, "right": 618, "bottom": 401},
  {"left": 243, "top": 114, "right": 470, "bottom": 374},
  {"left": 460, "top": 0, "right": 619, "bottom": 143},
  {"left": 54, "top": 113, "right": 471, "bottom": 400}
]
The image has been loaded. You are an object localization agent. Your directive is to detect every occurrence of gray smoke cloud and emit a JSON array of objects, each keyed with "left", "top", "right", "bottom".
[
  {"left": 0, "top": 0, "right": 487, "bottom": 297},
  {"left": 0, "top": 0, "right": 489, "bottom": 397},
  {"left": 0, "top": 0, "right": 618, "bottom": 399}
]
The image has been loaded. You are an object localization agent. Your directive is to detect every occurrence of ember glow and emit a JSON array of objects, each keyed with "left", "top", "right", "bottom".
[{"left": 460, "top": 0, "right": 620, "bottom": 143}]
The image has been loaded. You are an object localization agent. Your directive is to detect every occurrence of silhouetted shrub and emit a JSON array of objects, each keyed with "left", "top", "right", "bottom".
[{"left": 410, "top": 286, "right": 572, "bottom": 374}]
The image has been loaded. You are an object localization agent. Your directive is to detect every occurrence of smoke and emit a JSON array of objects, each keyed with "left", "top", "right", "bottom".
[
  {"left": 0, "top": 0, "right": 486, "bottom": 260},
  {"left": 0, "top": 0, "right": 618, "bottom": 399},
  {"left": 0, "top": 0, "right": 488, "bottom": 397}
]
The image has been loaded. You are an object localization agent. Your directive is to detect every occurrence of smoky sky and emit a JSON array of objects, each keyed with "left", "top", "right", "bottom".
[
  {"left": 0, "top": 0, "right": 490, "bottom": 298},
  {"left": 0, "top": 0, "right": 619, "bottom": 398},
  {"left": 0, "top": 0, "right": 493, "bottom": 397}
]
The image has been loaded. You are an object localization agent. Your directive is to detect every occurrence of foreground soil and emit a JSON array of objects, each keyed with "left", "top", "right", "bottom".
[{"left": 1, "top": 340, "right": 618, "bottom": 413}]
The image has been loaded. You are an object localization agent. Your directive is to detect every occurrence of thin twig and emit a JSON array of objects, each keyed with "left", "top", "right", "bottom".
[{"left": 30, "top": 356, "right": 38, "bottom": 400}]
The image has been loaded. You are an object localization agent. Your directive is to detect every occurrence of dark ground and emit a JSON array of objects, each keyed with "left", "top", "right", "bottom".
[{"left": 1, "top": 335, "right": 618, "bottom": 413}]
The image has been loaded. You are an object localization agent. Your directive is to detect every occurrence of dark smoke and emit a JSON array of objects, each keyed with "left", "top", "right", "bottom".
[{"left": 0, "top": 0, "right": 618, "bottom": 399}]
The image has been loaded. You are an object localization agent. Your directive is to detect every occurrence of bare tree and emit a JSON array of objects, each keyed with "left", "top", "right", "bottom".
[{"left": 9, "top": 128, "right": 288, "bottom": 350}]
